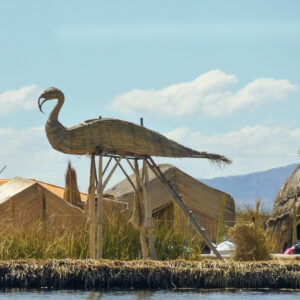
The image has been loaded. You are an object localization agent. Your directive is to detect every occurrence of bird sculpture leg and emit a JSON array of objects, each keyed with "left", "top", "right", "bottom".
[
  {"left": 88, "top": 155, "right": 96, "bottom": 259},
  {"left": 143, "top": 159, "right": 157, "bottom": 260}
]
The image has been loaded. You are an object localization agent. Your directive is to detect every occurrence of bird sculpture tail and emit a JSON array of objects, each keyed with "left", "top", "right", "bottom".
[{"left": 191, "top": 152, "right": 231, "bottom": 165}]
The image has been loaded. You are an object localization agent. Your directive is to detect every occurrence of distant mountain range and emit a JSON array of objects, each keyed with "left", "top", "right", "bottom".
[{"left": 201, "top": 164, "right": 299, "bottom": 211}]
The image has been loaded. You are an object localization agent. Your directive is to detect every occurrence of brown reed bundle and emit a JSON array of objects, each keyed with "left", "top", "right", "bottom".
[
  {"left": 1, "top": 260, "right": 300, "bottom": 289},
  {"left": 63, "top": 161, "right": 81, "bottom": 207},
  {"left": 229, "top": 222, "right": 271, "bottom": 261}
]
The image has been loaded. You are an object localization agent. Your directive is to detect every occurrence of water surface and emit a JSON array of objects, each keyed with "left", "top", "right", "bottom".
[{"left": 0, "top": 290, "right": 300, "bottom": 299}]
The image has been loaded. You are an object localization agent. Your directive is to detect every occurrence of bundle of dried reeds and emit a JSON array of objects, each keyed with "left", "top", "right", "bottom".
[
  {"left": 63, "top": 161, "right": 82, "bottom": 207},
  {"left": 0, "top": 260, "right": 300, "bottom": 289},
  {"left": 229, "top": 223, "right": 271, "bottom": 261}
]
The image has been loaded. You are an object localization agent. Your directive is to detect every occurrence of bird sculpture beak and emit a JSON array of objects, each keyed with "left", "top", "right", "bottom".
[{"left": 38, "top": 95, "right": 47, "bottom": 113}]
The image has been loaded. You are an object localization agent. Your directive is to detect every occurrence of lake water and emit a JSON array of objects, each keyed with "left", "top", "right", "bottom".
[{"left": 0, "top": 290, "right": 300, "bottom": 299}]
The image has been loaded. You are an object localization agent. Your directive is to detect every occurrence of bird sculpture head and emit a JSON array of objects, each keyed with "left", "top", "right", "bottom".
[{"left": 38, "top": 87, "right": 64, "bottom": 113}]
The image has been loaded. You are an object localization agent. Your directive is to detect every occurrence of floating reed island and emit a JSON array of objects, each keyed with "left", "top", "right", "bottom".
[{"left": 1, "top": 260, "right": 300, "bottom": 290}]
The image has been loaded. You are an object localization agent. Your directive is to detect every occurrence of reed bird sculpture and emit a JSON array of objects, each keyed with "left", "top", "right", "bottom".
[
  {"left": 38, "top": 87, "right": 230, "bottom": 261},
  {"left": 38, "top": 87, "right": 231, "bottom": 164}
]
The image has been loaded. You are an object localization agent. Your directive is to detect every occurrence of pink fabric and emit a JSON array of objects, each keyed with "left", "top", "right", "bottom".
[{"left": 284, "top": 248, "right": 292, "bottom": 255}]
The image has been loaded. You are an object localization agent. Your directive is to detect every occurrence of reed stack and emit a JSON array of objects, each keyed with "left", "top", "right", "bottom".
[
  {"left": 63, "top": 161, "right": 82, "bottom": 208},
  {"left": 0, "top": 260, "right": 300, "bottom": 289}
]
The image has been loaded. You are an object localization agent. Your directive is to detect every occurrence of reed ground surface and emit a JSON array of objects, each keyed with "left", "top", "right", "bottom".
[{"left": 0, "top": 259, "right": 300, "bottom": 290}]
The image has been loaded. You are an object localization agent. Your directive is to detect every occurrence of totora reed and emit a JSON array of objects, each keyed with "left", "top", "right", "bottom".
[
  {"left": 38, "top": 87, "right": 231, "bottom": 163},
  {"left": 0, "top": 260, "right": 300, "bottom": 289}
]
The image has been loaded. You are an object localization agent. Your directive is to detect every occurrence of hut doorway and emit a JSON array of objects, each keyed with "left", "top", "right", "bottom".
[{"left": 297, "top": 224, "right": 300, "bottom": 240}]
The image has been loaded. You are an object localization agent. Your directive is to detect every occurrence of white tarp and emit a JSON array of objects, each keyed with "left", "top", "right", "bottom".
[
  {"left": 0, "top": 177, "right": 34, "bottom": 205},
  {"left": 211, "top": 240, "right": 235, "bottom": 255}
]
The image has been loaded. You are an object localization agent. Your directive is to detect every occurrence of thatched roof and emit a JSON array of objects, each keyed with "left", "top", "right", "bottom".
[
  {"left": 105, "top": 164, "right": 235, "bottom": 240},
  {"left": 0, "top": 177, "right": 86, "bottom": 225},
  {"left": 268, "top": 164, "right": 300, "bottom": 221},
  {"left": 267, "top": 164, "right": 300, "bottom": 251},
  {"left": 0, "top": 178, "right": 128, "bottom": 213},
  {"left": 0, "top": 178, "right": 88, "bottom": 202}
]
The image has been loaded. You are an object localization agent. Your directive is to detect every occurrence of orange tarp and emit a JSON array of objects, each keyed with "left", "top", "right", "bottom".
[{"left": 0, "top": 178, "right": 88, "bottom": 202}]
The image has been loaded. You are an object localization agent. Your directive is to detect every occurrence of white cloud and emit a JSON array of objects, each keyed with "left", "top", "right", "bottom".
[
  {"left": 0, "top": 127, "right": 65, "bottom": 179},
  {"left": 110, "top": 70, "right": 297, "bottom": 118},
  {"left": 0, "top": 85, "right": 41, "bottom": 116},
  {"left": 164, "top": 125, "right": 300, "bottom": 176}
]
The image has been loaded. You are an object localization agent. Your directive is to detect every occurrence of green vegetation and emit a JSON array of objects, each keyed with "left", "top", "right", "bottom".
[
  {"left": 0, "top": 197, "right": 282, "bottom": 261},
  {"left": 235, "top": 201, "right": 270, "bottom": 225},
  {"left": 0, "top": 208, "right": 203, "bottom": 260}
]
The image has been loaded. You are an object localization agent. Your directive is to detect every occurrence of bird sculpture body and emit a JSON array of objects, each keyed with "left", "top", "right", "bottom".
[{"left": 38, "top": 87, "right": 231, "bottom": 164}]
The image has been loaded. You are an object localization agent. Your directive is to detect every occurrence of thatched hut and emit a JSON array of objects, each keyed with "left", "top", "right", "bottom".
[
  {"left": 0, "top": 178, "right": 128, "bottom": 214},
  {"left": 105, "top": 164, "right": 235, "bottom": 241},
  {"left": 267, "top": 164, "right": 300, "bottom": 252},
  {"left": 0, "top": 177, "right": 86, "bottom": 227}
]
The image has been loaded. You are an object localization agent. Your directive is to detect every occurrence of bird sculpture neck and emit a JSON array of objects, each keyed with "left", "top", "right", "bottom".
[{"left": 49, "top": 94, "right": 64, "bottom": 124}]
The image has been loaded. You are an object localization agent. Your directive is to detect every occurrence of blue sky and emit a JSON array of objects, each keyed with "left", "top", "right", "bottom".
[{"left": 0, "top": 0, "right": 300, "bottom": 193}]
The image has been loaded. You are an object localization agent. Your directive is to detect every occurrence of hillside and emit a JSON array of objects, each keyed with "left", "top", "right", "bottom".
[{"left": 201, "top": 164, "right": 298, "bottom": 211}]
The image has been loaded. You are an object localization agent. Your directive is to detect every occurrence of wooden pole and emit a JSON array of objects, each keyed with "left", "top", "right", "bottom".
[
  {"left": 96, "top": 155, "right": 103, "bottom": 259},
  {"left": 100, "top": 157, "right": 123, "bottom": 193},
  {"left": 96, "top": 156, "right": 123, "bottom": 259},
  {"left": 143, "top": 159, "right": 156, "bottom": 260},
  {"left": 115, "top": 158, "right": 136, "bottom": 191},
  {"left": 140, "top": 228, "right": 148, "bottom": 259},
  {"left": 88, "top": 155, "right": 96, "bottom": 259},
  {"left": 147, "top": 157, "right": 225, "bottom": 261},
  {"left": 103, "top": 157, "right": 113, "bottom": 176},
  {"left": 126, "top": 158, "right": 145, "bottom": 189},
  {"left": 134, "top": 160, "right": 148, "bottom": 259}
]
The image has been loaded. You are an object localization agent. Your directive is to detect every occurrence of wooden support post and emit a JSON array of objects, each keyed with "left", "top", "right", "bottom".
[
  {"left": 88, "top": 155, "right": 96, "bottom": 259},
  {"left": 103, "top": 157, "right": 113, "bottom": 176},
  {"left": 96, "top": 155, "right": 103, "bottom": 259},
  {"left": 134, "top": 160, "right": 148, "bottom": 259},
  {"left": 126, "top": 158, "right": 145, "bottom": 189},
  {"left": 143, "top": 159, "right": 156, "bottom": 260},
  {"left": 139, "top": 228, "right": 148, "bottom": 259},
  {"left": 96, "top": 156, "right": 123, "bottom": 259},
  {"left": 147, "top": 157, "right": 225, "bottom": 261},
  {"left": 115, "top": 158, "right": 136, "bottom": 191},
  {"left": 100, "top": 157, "right": 123, "bottom": 193}
]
